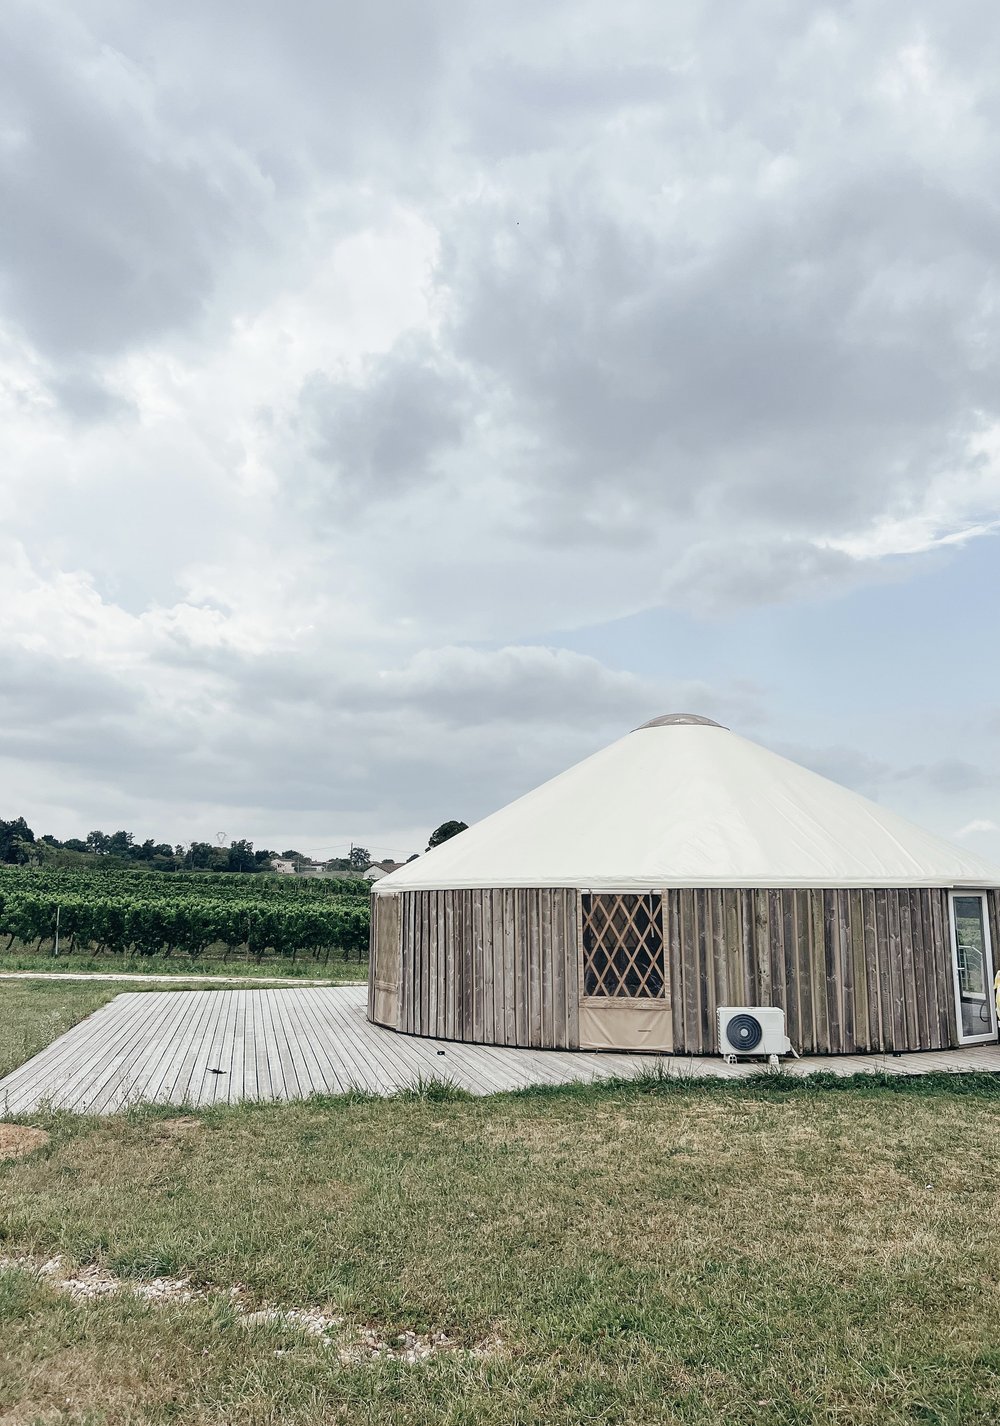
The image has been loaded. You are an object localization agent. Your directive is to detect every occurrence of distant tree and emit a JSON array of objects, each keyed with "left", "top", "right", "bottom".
[
  {"left": 281, "top": 849, "right": 304, "bottom": 861},
  {"left": 254, "top": 848, "right": 278, "bottom": 866},
  {"left": 325, "top": 857, "right": 352, "bottom": 871},
  {"left": 155, "top": 844, "right": 174, "bottom": 858},
  {"left": 227, "top": 838, "right": 256, "bottom": 873},
  {"left": 0, "top": 816, "right": 36, "bottom": 864},
  {"left": 406, "top": 853, "right": 419, "bottom": 863},
  {"left": 86, "top": 830, "right": 110, "bottom": 855},
  {"left": 189, "top": 841, "right": 213, "bottom": 869},
  {"left": 348, "top": 845, "right": 371, "bottom": 871},
  {"left": 41, "top": 834, "right": 62, "bottom": 847},
  {"left": 427, "top": 821, "right": 468, "bottom": 851},
  {"left": 106, "top": 830, "right": 135, "bottom": 857},
  {"left": 63, "top": 838, "right": 88, "bottom": 854}
]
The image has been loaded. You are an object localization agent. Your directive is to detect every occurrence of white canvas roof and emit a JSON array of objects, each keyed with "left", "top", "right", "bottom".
[{"left": 377, "top": 715, "right": 1000, "bottom": 892}]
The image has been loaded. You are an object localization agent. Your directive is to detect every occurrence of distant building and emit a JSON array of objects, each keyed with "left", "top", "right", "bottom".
[{"left": 272, "top": 858, "right": 296, "bottom": 875}]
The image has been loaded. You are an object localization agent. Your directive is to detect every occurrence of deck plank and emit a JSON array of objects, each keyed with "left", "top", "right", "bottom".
[{"left": 2, "top": 983, "right": 999, "bottom": 1115}]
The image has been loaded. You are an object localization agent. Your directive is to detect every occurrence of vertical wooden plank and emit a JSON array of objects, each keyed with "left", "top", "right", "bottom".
[
  {"left": 898, "top": 889, "right": 917, "bottom": 1048},
  {"left": 460, "top": 890, "right": 473, "bottom": 1042},
  {"left": 822, "top": 891, "right": 841, "bottom": 1053},
  {"left": 695, "top": 889, "right": 711, "bottom": 1054},
  {"left": 425, "top": 891, "right": 437, "bottom": 1037},
  {"left": 565, "top": 889, "right": 581, "bottom": 1050},
  {"left": 444, "top": 891, "right": 455, "bottom": 1040},
  {"left": 874, "top": 890, "right": 894, "bottom": 1049},
  {"left": 367, "top": 896, "right": 377, "bottom": 1022},
  {"left": 548, "top": 889, "right": 565, "bottom": 1046},
  {"left": 540, "top": 889, "right": 554, "bottom": 1048},
  {"left": 400, "top": 894, "right": 410, "bottom": 1034},
  {"left": 491, "top": 888, "right": 504, "bottom": 1045},
  {"left": 750, "top": 891, "right": 767, "bottom": 1008},
  {"left": 839, "top": 890, "right": 855, "bottom": 1053},
  {"left": 678, "top": 891, "right": 697, "bottom": 1053},
  {"left": 710, "top": 888, "right": 728, "bottom": 1024},
  {"left": 724, "top": 890, "right": 743, "bottom": 1016},
  {"left": 932, "top": 889, "right": 955, "bottom": 1048},
  {"left": 885, "top": 890, "right": 906, "bottom": 1049},
  {"left": 810, "top": 890, "right": 829, "bottom": 1051},
  {"left": 740, "top": 890, "right": 756, "bottom": 1006},
  {"left": 502, "top": 889, "right": 516, "bottom": 1044},
  {"left": 861, "top": 889, "right": 881, "bottom": 1053},
  {"left": 485, "top": 884, "right": 499, "bottom": 1043},
  {"left": 910, "top": 889, "right": 931, "bottom": 1049},
  {"left": 471, "top": 891, "right": 483, "bottom": 1044},
  {"left": 845, "top": 889, "right": 866, "bottom": 1052},
  {"left": 667, "top": 891, "right": 685, "bottom": 1052},
  {"left": 793, "top": 890, "right": 813, "bottom": 1052},
  {"left": 423, "top": 892, "right": 434, "bottom": 1038},
  {"left": 511, "top": 890, "right": 525, "bottom": 1045},
  {"left": 525, "top": 890, "right": 540, "bottom": 1047},
  {"left": 768, "top": 889, "right": 785, "bottom": 1015},
  {"left": 781, "top": 890, "right": 800, "bottom": 1047}
]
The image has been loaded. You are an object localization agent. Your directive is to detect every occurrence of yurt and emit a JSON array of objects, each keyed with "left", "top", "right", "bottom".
[{"left": 368, "top": 715, "right": 1000, "bottom": 1056}]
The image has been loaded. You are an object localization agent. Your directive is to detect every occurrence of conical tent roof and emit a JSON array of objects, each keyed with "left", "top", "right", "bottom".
[{"left": 378, "top": 716, "right": 1000, "bottom": 892}]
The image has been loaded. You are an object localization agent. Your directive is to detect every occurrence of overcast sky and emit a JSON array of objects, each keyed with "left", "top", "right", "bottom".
[{"left": 2, "top": 1, "right": 999, "bottom": 863}]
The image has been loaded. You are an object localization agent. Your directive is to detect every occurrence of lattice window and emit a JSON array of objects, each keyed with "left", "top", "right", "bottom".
[{"left": 581, "top": 892, "right": 665, "bottom": 998}]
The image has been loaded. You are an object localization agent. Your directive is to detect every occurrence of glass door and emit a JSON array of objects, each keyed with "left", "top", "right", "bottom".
[{"left": 949, "top": 892, "right": 996, "bottom": 1044}]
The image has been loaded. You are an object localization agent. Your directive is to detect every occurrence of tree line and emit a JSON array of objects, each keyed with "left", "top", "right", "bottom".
[
  {"left": 0, "top": 815, "right": 471, "bottom": 875},
  {"left": 0, "top": 818, "right": 276, "bottom": 873}
]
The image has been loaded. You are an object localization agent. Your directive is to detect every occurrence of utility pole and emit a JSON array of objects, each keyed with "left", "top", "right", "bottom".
[{"left": 53, "top": 903, "right": 61, "bottom": 958}]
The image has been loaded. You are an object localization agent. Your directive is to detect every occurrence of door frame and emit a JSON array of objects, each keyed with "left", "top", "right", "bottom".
[{"left": 948, "top": 890, "right": 996, "bottom": 1045}]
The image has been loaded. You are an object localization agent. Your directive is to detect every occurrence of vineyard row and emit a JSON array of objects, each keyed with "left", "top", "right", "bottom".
[{"left": 0, "top": 891, "right": 371, "bottom": 961}]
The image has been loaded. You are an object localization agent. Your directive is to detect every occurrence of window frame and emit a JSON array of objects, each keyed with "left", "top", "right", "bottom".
[
  {"left": 948, "top": 890, "right": 996, "bottom": 1046},
  {"left": 579, "top": 889, "right": 667, "bottom": 1001}
]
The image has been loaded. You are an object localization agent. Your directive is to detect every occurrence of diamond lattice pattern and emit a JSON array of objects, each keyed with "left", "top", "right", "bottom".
[{"left": 582, "top": 893, "right": 666, "bottom": 998}]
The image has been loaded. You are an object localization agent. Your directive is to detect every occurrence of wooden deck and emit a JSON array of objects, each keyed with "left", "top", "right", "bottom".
[{"left": 2, "top": 985, "right": 999, "bottom": 1116}]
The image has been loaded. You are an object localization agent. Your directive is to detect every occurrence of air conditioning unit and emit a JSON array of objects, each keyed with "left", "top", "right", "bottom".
[{"left": 717, "top": 1006, "right": 791, "bottom": 1062}]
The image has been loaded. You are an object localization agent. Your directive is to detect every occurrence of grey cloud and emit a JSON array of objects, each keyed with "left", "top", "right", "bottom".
[
  {"left": 776, "top": 744, "right": 897, "bottom": 797},
  {"left": 47, "top": 370, "right": 136, "bottom": 425},
  {"left": 0, "top": 12, "right": 261, "bottom": 364},
  {"left": 0, "top": 647, "right": 138, "bottom": 727},
  {"left": 777, "top": 744, "right": 997, "bottom": 802},
  {"left": 296, "top": 339, "right": 468, "bottom": 501},
  {"left": 0, "top": 0, "right": 458, "bottom": 383}
]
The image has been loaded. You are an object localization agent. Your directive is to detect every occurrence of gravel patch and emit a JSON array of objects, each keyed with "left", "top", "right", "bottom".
[{"left": 0, "top": 1254, "right": 501, "bottom": 1364}]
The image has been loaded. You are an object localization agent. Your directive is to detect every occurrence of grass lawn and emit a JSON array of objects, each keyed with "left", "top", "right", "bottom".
[
  {"left": 3, "top": 1067, "right": 1000, "bottom": 1425},
  {"left": 0, "top": 950, "right": 368, "bottom": 981}
]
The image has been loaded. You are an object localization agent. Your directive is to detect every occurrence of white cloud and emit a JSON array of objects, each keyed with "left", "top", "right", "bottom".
[{"left": 1, "top": 1, "right": 1000, "bottom": 848}]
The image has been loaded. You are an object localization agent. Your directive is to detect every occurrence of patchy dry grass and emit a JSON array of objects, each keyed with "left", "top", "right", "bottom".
[{"left": 2, "top": 1074, "right": 1000, "bottom": 1423}]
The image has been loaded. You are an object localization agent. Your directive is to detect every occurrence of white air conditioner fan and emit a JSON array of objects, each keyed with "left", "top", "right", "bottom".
[{"left": 717, "top": 1006, "right": 791, "bottom": 1060}]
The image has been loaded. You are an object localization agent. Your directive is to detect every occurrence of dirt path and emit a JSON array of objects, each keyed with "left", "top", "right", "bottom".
[{"left": 0, "top": 970, "right": 360, "bottom": 986}]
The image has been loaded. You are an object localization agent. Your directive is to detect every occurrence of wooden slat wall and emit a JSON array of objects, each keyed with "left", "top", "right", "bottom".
[
  {"left": 376, "top": 883, "right": 986, "bottom": 1054},
  {"left": 668, "top": 887, "right": 959, "bottom": 1054},
  {"left": 394, "top": 888, "right": 579, "bottom": 1047}
]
